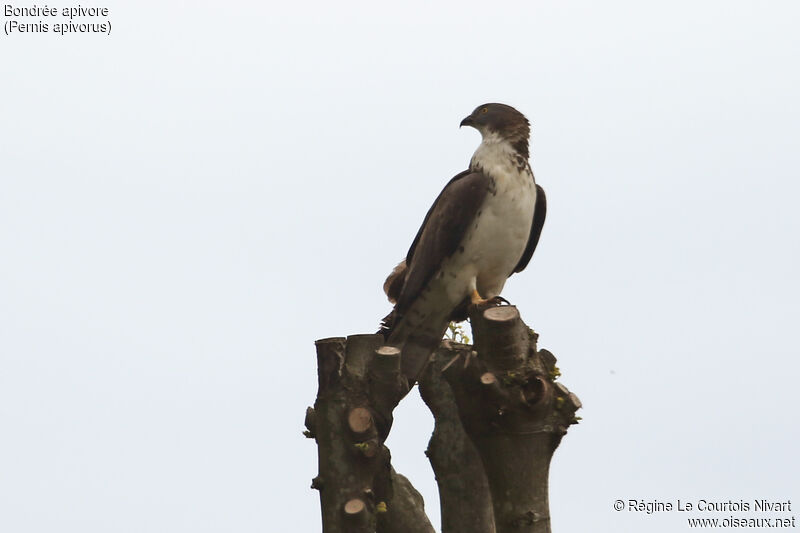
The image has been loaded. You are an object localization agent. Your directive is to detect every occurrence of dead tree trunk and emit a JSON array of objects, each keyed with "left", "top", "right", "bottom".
[
  {"left": 418, "top": 348, "right": 496, "bottom": 533},
  {"left": 306, "top": 335, "right": 434, "bottom": 532},
  {"left": 306, "top": 306, "right": 580, "bottom": 532},
  {"left": 436, "top": 306, "right": 581, "bottom": 533}
]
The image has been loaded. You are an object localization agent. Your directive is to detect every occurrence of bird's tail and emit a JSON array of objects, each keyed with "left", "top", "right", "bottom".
[
  {"left": 378, "top": 308, "right": 396, "bottom": 339},
  {"left": 398, "top": 334, "right": 446, "bottom": 381},
  {"left": 385, "top": 314, "right": 449, "bottom": 381}
]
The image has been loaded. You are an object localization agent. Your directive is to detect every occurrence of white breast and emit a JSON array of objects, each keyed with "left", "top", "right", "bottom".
[{"left": 460, "top": 135, "right": 536, "bottom": 299}]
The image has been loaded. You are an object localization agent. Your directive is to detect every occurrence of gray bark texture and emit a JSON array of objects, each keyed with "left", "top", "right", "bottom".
[
  {"left": 307, "top": 305, "right": 580, "bottom": 533},
  {"left": 307, "top": 335, "right": 434, "bottom": 533},
  {"left": 419, "top": 346, "right": 496, "bottom": 533}
]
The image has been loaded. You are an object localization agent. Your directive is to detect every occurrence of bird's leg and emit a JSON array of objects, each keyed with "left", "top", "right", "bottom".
[
  {"left": 470, "top": 288, "right": 489, "bottom": 306},
  {"left": 469, "top": 289, "right": 509, "bottom": 310}
]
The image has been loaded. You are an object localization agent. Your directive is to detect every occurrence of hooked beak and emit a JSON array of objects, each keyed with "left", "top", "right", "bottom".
[{"left": 459, "top": 116, "right": 474, "bottom": 128}]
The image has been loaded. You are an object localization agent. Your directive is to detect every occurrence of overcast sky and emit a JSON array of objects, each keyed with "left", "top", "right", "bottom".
[{"left": 2, "top": 1, "right": 798, "bottom": 532}]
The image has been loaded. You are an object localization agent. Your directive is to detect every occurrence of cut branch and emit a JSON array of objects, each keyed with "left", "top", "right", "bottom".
[
  {"left": 309, "top": 304, "right": 580, "bottom": 532},
  {"left": 310, "top": 335, "right": 433, "bottom": 532},
  {"left": 441, "top": 306, "right": 581, "bottom": 533}
]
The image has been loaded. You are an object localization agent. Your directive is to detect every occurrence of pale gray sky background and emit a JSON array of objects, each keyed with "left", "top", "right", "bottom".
[{"left": 1, "top": 1, "right": 798, "bottom": 531}]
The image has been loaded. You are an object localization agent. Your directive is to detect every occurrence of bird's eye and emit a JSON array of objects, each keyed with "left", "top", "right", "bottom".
[{"left": 481, "top": 107, "right": 488, "bottom": 114}]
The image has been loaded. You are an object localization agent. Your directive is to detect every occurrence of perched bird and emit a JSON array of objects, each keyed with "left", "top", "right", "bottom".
[{"left": 381, "top": 103, "right": 547, "bottom": 380}]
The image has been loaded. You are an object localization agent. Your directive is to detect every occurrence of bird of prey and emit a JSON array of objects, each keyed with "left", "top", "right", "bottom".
[{"left": 381, "top": 103, "right": 546, "bottom": 381}]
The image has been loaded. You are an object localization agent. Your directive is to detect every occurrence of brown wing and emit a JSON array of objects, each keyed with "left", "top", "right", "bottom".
[
  {"left": 394, "top": 171, "right": 492, "bottom": 315},
  {"left": 513, "top": 183, "right": 546, "bottom": 273}
]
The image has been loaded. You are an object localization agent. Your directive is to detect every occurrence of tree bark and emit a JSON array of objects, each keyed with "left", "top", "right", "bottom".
[
  {"left": 377, "top": 469, "right": 435, "bottom": 533},
  {"left": 419, "top": 344, "right": 496, "bottom": 533},
  {"left": 308, "top": 306, "right": 580, "bottom": 532},
  {"left": 440, "top": 306, "right": 581, "bottom": 533},
  {"left": 307, "top": 335, "right": 434, "bottom": 533}
]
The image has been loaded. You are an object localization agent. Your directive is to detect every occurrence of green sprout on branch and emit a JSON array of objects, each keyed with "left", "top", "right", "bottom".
[{"left": 445, "top": 322, "right": 471, "bottom": 344}]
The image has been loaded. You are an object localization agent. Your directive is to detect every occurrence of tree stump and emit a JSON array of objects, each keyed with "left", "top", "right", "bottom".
[
  {"left": 307, "top": 306, "right": 580, "bottom": 532},
  {"left": 306, "top": 335, "right": 434, "bottom": 532}
]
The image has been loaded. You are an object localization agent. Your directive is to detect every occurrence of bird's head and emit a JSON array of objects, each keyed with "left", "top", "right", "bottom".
[{"left": 460, "top": 103, "right": 530, "bottom": 157}]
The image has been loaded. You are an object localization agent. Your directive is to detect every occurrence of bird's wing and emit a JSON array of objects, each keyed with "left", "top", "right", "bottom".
[
  {"left": 513, "top": 183, "right": 547, "bottom": 273},
  {"left": 395, "top": 171, "right": 492, "bottom": 315}
]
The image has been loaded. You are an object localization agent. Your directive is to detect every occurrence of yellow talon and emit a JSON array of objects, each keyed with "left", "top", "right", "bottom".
[{"left": 470, "top": 289, "right": 489, "bottom": 305}]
